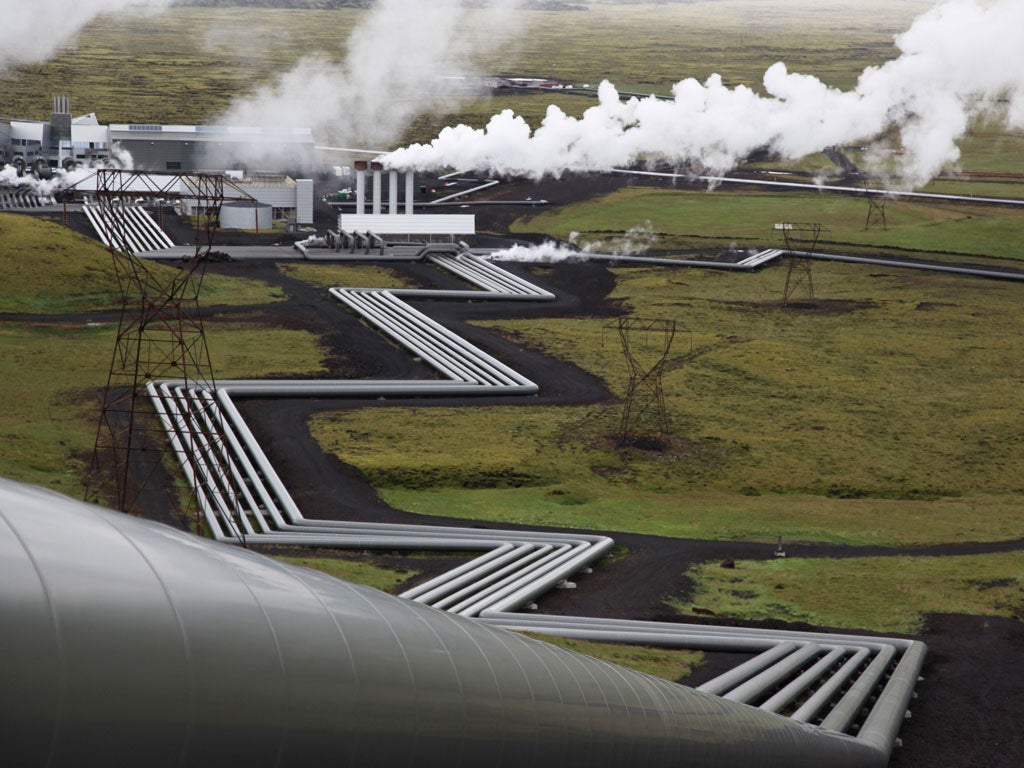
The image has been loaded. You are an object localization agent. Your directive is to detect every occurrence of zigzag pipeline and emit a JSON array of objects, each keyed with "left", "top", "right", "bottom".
[{"left": 148, "top": 245, "right": 924, "bottom": 765}]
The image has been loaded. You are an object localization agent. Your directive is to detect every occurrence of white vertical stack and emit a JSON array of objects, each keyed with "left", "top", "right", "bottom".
[
  {"left": 296, "top": 179, "right": 314, "bottom": 225},
  {"left": 371, "top": 161, "right": 383, "bottom": 215},
  {"left": 405, "top": 171, "right": 415, "bottom": 214},
  {"left": 388, "top": 170, "right": 398, "bottom": 216},
  {"left": 355, "top": 160, "right": 367, "bottom": 215}
]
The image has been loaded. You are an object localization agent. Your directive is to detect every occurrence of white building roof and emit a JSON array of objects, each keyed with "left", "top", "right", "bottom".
[
  {"left": 108, "top": 124, "right": 314, "bottom": 145},
  {"left": 339, "top": 214, "right": 476, "bottom": 236}
]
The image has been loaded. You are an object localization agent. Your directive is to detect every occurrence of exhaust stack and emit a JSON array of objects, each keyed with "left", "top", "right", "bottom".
[
  {"left": 371, "top": 161, "right": 383, "bottom": 215},
  {"left": 354, "top": 160, "right": 367, "bottom": 215},
  {"left": 388, "top": 170, "right": 398, "bottom": 216}
]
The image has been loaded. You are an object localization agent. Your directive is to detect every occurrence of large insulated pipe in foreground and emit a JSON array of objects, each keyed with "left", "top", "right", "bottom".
[
  {"left": 354, "top": 160, "right": 367, "bottom": 215},
  {"left": 1, "top": 478, "right": 886, "bottom": 768}
]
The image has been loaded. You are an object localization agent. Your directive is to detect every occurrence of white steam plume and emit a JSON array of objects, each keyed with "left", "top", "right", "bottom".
[
  {"left": 0, "top": 147, "right": 134, "bottom": 197},
  {"left": 569, "top": 222, "right": 658, "bottom": 257},
  {"left": 386, "top": 0, "right": 1024, "bottom": 188},
  {"left": 0, "top": 1, "right": 174, "bottom": 70},
  {"left": 490, "top": 222, "right": 657, "bottom": 264},
  {"left": 217, "top": 0, "right": 524, "bottom": 169},
  {"left": 488, "top": 241, "right": 584, "bottom": 264}
]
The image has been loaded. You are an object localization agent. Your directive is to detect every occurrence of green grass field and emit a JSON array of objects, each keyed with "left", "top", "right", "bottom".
[
  {"left": 0, "top": 213, "right": 328, "bottom": 495},
  {"left": 311, "top": 258, "right": 1024, "bottom": 547},
  {"left": 277, "top": 262, "right": 415, "bottom": 289},
  {"left": 0, "top": 317, "right": 327, "bottom": 494},
  {"left": 511, "top": 187, "right": 1024, "bottom": 260},
  {"left": 0, "top": 213, "right": 287, "bottom": 313},
  {"left": 673, "top": 551, "right": 1024, "bottom": 634}
]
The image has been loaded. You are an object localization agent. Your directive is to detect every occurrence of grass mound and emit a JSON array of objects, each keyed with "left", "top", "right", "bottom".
[
  {"left": 0, "top": 214, "right": 126, "bottom": 313},
  {"left": 0, "top": 213, "right": 287, "bottom": 314}
]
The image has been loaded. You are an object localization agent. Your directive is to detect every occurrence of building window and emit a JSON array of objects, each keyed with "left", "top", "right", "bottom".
[{"left": 166, "top": 161, "right": 181, "bottom": 170}]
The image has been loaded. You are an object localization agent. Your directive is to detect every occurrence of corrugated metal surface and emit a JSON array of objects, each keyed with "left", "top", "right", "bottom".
[
  {"left": 247, "top": 186, "right": 298, "bottom": 208},
  {"left": 339, "top": 213, "right": 476, "bottom": 235}
]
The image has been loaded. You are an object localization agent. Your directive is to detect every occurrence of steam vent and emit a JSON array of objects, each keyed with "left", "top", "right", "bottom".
[{"left": 2, "top": 478, "right": 883, "bottom": 768}]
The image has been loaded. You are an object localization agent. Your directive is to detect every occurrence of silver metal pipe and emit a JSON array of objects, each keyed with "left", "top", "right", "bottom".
[
  {"left": 355, "top": 166, "right": 366, "bottom": 215},
  {"left": 760, "top": 647, "right": 847, "bottom": 714},
  {"left": 2, "top": 476, "right": 888, "bottom": 768},
  {"left": 792, "top": 648, "right": 872, "bottom": 723},
  {"left": 698, "top": 643, "right": 799, "bottom": 696},
  {"left": 821, "top": 644, "right": 897, "bottom": 733},
  {"left": 723, "top": 643, "right": 825, "bottom": 704},
  {"left": 371, "top": 166, "right": 382, "bottom": 215}
]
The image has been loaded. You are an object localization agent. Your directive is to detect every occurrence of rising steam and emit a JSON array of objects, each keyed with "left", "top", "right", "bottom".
[
  {"left": 0, "top": 1, "right": 174, "bottom": 70},
  {"left": 216, "top": 0, "right": 524, "bottom": 168},
  {"left": 0, "top": 147, "right": 134, "bottom": 197},
  {"left": 489, "top": 222, "right": 657, "bottom": 264},
  {"left": 386, "top": 0, "right": 1024, "bottom": 188}
]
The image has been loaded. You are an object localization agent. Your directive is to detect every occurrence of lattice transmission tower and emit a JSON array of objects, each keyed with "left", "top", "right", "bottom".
[
  {"left": 864, "top": 189, "right": 889, "bottom": 231},
  {"left": 85, "top": 170, "right": 237, "bottom": 528},
  {"left": 612, "top": 318, "right": 680, "bottom": 447},
  {"left": 775, "top": 222, "right": 828, "bottom": 306}
]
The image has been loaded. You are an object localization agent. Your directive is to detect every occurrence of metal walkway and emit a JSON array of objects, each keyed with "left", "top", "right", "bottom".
[{"left": 148, "top": 244, "right": 923, "bottom": 767}]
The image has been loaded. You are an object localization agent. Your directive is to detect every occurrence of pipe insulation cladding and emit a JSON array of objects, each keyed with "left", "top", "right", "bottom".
[{"left": 0, "top": 479, "right": 882, "bottom": 768}]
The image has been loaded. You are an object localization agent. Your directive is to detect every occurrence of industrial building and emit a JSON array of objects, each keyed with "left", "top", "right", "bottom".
[
  {"left": 1, "top": 98, "right": 316, "bottom": 225},
  {"left": 337, "top": 160, "right": 475, "bottom": 243},
  {"left": 108, "top": 122, "right": 314, "bottom": 174},
  {"left": 1, "top": 97, "right": 315, "bottom": 175},
  {"left": 0, "top": 97, "right": 111, "bottom": 177}
]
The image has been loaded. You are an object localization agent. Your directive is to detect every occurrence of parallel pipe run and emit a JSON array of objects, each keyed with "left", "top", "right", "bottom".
[
  {"left": 760, "top": 647, "right": 847, "bottom": 714},
  {"left": 145, "top": 244, "right": 924, "bottom": 766},
  {"left": 722, "top": 643, "right": 826, "bottom": 704},
  {"left": 614, "top": 167, "right": 1024, "bottom": 207},
  {"left": 429, "top": 179, "right": 501, "bottom": 205},
  {"left": 83, "top": 201, "right": 174, "bottom": 253},
  {"left": 698, "top": 643, "right": 800, "bottom": 696}
]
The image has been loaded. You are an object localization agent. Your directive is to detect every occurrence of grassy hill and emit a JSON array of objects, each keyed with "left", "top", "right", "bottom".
[
  {"left": 0, "top": 214, "right": 321, "bottom": 495},
  {"left": 0, "top": 213, "right": 286, "bottom": 314}
]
